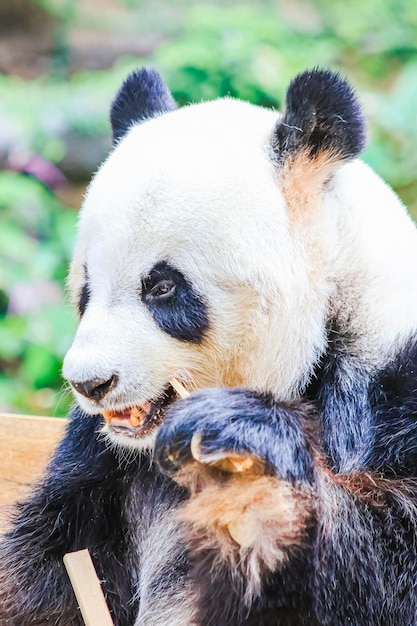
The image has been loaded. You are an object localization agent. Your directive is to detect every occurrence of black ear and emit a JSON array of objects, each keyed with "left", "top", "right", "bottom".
[
  {"left": 110, "top": 68, "right": 177, "bottom": 145},
  {"left": 273, "top": 69, "right": 366, "bottom": 164}
]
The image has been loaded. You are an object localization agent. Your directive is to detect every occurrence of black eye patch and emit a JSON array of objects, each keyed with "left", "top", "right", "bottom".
[
  {"left": 78, "top": 282, "right": 90, "bottom": 317},
  {"left": 141, "top": 261, "right": 209, "bottom": 343}
]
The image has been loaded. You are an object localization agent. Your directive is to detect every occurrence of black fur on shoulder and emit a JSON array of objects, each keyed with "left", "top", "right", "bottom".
[
  {"left": 307, "top": 319, "right": 374, "bottom": 474},
  {"left": 272, "top": 69, "right": 366, "bottom": 163},
  {"left": 308, "top": 323, "right": 417, "bottom": 476},
  {"left": 367, "top": 338, "right": 417, "bottom": 476},
  {"left": 110, "top": 68, "right": 177, "bottom": 144}
]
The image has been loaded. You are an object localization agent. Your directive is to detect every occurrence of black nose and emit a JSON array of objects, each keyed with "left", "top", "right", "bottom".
[{"left": 71, "top": 375, "right": 118, "bottom": 400}]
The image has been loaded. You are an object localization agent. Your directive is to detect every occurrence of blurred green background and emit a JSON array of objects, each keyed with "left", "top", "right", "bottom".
[{"left": 1, "top": 0, "right": 416, "bottom": 416}]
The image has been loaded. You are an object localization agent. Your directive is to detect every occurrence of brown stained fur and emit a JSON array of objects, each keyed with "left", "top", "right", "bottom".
[
  {"left": 174, "top": 463, "right": 315, "bottom": 601},
  {"left": 326, "top": 467, "right": 417, "bottom": 511},
  {"left": 278, "top": 149, "right": 340, "bottom": 291},
  {"left": 280, "top": 149, "right": 337, "bottom": 222},
  {"left": 170, "top": 410, "right": 417, "bottom": 603}
]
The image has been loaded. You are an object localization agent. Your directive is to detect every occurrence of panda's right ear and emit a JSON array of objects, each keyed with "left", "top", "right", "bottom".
[
  {"left": 110, "top": 68, "right": 177, "bottom": 145},
  {"left": 271, "top": 70, "right": 366, "bottom": 215}
]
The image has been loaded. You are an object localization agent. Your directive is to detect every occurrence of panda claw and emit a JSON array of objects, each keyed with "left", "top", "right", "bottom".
[{"left": 190, "top": 433, "right": 261, "bottom": 474}]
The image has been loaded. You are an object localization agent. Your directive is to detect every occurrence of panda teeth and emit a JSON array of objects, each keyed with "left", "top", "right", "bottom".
[
  {"left": 103, "top": 379, "right": 189, "bottom": 433},
  {"left": 102, "top": 404, "right": 150, "bottom": 428},
  {"left": 129, "top": 403, "right": 152, "bottom": 427}
]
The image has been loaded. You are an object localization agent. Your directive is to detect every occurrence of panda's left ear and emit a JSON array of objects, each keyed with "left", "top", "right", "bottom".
[
  {"left": 272, "top": 69, "right": 366, "bottom": 199},
  {"left": 110, "top": 68, "right": 177, "bottom": 144}
]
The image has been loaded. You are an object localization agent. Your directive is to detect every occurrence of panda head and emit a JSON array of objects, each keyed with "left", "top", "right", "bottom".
[{"left": 63, "top": 67, "right": 366, "bottom": 451}]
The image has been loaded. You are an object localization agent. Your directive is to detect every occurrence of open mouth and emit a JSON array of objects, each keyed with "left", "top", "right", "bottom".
[{"left": 102, "top": 378, "right": 189, "bottom": 439}]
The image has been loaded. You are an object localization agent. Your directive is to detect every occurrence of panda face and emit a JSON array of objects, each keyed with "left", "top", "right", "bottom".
[
  {"left": 63, "top": 99, "right": 298, "bottom": 450},
  {"left": 63, "top": 69, "right": 371, "bottom": 451}
]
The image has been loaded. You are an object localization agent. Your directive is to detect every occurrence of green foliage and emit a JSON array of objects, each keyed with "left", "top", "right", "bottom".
[
  {"left": 0, "top": 66, "right": 132, "bottom": 162},
  {"left": 1, "top": 0, "right": 417, "bottom": 415},
  {"left": 34, "top": 0, "right": 78, "bottom": 21},
  {"left": 0, "top": 173, "right": 76, "bottom": 415}
]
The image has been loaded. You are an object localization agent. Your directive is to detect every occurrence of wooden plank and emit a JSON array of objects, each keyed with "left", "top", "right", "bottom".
[
  {"left": 63, "top": 549, "right": 114, "bottom": 626},
  {"left": 0, "top": 413, "right": 68, "bottom": 530}
]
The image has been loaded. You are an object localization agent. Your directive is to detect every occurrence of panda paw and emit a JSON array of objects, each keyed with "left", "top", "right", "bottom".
[
  {"left": 155, "top": 388, "right": 317, "bottom": 567},
  {"left": 155, "top": 388, "right": 315, "bottom": 485}
]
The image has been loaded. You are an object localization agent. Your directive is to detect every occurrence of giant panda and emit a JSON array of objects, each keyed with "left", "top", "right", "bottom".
[{"left": 1, "top": 67, "right": 417, "bottom": 626}]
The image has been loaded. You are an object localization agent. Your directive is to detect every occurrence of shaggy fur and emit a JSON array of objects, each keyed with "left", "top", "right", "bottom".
[{"left": 1, "top": 68, "right": 417, "bottom": 625}]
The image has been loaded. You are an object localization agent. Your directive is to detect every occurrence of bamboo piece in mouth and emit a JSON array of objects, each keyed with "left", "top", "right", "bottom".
[{"left": 169, "top": 377, "right": 190, "bottom": 399}]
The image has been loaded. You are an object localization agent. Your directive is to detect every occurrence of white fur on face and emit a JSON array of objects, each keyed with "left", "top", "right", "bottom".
[
  {"left": 63, "top": 97, "right": 417, "bottom": 449},
  {"left": 64, "top": 100, "right": 309, "bottom": 407}
]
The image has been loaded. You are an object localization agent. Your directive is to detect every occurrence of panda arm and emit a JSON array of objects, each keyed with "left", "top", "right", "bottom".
[
  {"left": 366, "top": 340, "right": 417, "bottom": 475},
  {"left": 0, "top": 407, "right": 140, "bottom": 626},
  {"left": 155, "top": 383, "right": 417, "bottom": 625},
  {"left": 312, "top": 327, "right": 417, "bottom": 477}
]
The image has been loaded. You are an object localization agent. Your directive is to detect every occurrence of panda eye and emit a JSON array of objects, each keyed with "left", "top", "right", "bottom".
[
  {"left": 144, "top": 279, "right": 176, "bottom": 303},
  {"left": 141, "top": 260, "right": 208, "bottom": 343}
]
